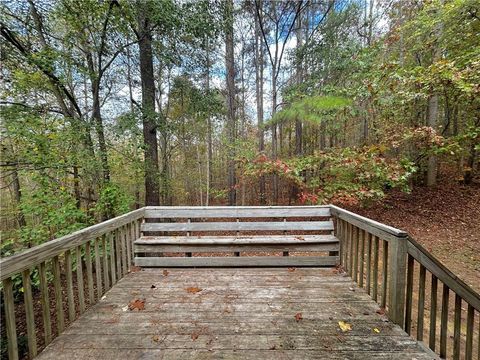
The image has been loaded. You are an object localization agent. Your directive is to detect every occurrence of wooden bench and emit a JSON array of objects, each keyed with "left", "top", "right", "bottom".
[{"left": 134, "top": 206, "right": 339, "bottom": 267}]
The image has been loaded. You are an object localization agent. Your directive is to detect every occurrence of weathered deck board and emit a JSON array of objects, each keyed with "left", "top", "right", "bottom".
[{"left": 36, "top": 268, "right": 437, "bottom": 360}]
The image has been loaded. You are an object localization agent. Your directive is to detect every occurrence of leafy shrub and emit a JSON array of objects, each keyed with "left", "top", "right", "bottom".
[
  {"left": 95, "top": 183, "right": 133, "bottom": 219},
  {"left": 243, "top": 147, "right": 416, "bottom": 206}
]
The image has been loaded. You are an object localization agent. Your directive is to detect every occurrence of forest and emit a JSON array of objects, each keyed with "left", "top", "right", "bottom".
[{"left": 1, "top": 0, "right": 479, "bottom": 256}]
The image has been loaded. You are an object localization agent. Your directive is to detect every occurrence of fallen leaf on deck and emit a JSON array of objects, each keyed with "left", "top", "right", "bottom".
[
  {"left": 373, "top": 328, "right": 380, "bottom": 333},
  {"left": 128, "top": 298, "right": 145, "bottom": 311},
  {"left": 163, "top": 269, "right": 169, "bottom": 276},
  {"left": 130, "top": 266, "right": 142, "bottom": 272},
  {"left": 191, "top": 333, "right": 199, "bottom": 341},
  {"left": 376, "top": 308, "right": 386, "bottom": 315},
  {"left": 338, "top": 321, "right": 352, "bottom": 332},
  {"left": 295, "top": 312, "right": 303, "bottom": 322},
  {"left": 288, "top": 267, "right": 296, "bottom": 272},
  {"left": 295, "top": 236, "right": 305, "bottom": 241},
  {"left": 152, "top": 335, "right": 161, "bottom": 342},
  {"left": 186, "top": 287, "right": 202, "bottom": 294}
]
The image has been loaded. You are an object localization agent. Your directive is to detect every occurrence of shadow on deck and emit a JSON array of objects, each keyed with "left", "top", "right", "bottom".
[{"left": 36, "top": 268, "right": 436, "bottom": 359}]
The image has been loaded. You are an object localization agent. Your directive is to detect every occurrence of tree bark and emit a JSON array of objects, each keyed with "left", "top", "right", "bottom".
[
  {"left": 137, "top": 3, "right": 160, "bottom": 206},
  {"left": 11, "top": 165, "right": 26, "bottom": 228},
  {"left": 225, "top": 0, "right": 236, "bottom": 206},
  {"left": 205, "top": 39, "right": 212, "bottom": 206},
  {"left": 254, "top": 3, "right": 266, "bottom": 204},
  {"left": 272, "top": 61, "right": 278, "bottom": 204},
  {"left": 426, "top": 0, "right": 444, "bottom": 186}
]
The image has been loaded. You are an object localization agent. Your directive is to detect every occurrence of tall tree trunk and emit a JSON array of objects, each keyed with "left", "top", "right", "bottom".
[
  {"left": 254, "top": 1, "right": 266, "bottom": 205},
  {"left": 85, "top": 46, "right": 110, "bottom": 187},
  {"left": 426, "top": 0, "right": 443, "bottom": 186},
  {"left": 137, "top": 4, "right": 160, "bottom": 206},
  {"left": 291, "top": 12, "right": 303, "bottom": 203},
  {"left": 91, "top": 81, "right": 110, "bottom": 184},
  {"left": 272, "top": 62, "right": 278, "bottom": 204},
  {"left": 294, "top": 13, "right": 303, "bottom": 157},
  {"left": 271, "top": 2, "right": 279, "bottom": 205},
  {"left": 126, "top": 44, "right": 141, "bottom": 208},
  {"left": 73, "top": 165, "right": 81, "bottom": 209},
  {"left": 205, "top": 39, "right": 212, "bottom": 206},
  {"left": 11, "top": 165, "right": 26, "bottom": 228},
  {"left": 426, "top": 95, "right": 438, "bottom": 186},
  {"left": 225, "top": 0, "right": 236, "bottom": 206}
]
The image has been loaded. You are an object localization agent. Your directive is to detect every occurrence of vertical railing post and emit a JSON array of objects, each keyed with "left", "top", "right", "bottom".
[{"left": 388, "top": 234, "right": 408, "bottom": 327}]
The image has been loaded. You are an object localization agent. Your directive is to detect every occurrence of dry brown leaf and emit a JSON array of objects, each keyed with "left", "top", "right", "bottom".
[
  {"left": 295, "top": 312, "right": 303, "bottom": 322},
  {"left": 186, "top": 287, "right": 202, "bottom": 294},
  {"left": 163, "top": 269, "right": 169, "bottom": 276},
  {"left": 288, "top": 267, "right": 296, "bottom": 272},
  {"left": 152, "top": 335, "right": 161, "bottom": 343},
  {"left": 128, "top": 298, "right": 145, "bottom": 311},
  {"left": 191, "top": 333, "right": 199, "bottom": 341},
  {"left": 376, "top": 308, "right": 386, "bottom": 315},
  {"left": 130, "top": 266, "right": 142, "bottom": 273}
]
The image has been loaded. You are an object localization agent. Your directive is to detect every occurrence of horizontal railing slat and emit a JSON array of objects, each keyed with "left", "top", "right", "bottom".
[
  {"left": 0, "top": 208, "right": 144, "bottom": 281},
  {"left": 141, "top": 221, "right": 334, "bottom": 232},
  {"left": 145, "top": 206, "right": 331, "bottom": 218}
]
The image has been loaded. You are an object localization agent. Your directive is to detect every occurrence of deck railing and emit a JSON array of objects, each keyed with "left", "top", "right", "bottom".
[
  {"left": 0, "top": 208, "right": 144, "bottom": 360},
  {"left": 331, "top": 205, "right": 480, "bottom": 360},
  {"left": 1, "top": 205, "right": 479, "bottom": 359}
]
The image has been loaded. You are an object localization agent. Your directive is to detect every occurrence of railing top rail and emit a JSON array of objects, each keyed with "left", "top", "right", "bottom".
[
  {"left": 145, "top": 205, "right": 331, "bottom": 209},
  {"left": 330, "top": 205, "right": 408, "bottom": 241},
  {"left": 144, "top": 206, "right": 332, "bottom": 218},
  {"left": 0, "top": 208, "right": 145, "bottom": 281},
  {"left": 407, "top": 236, "right": 480, "bottom": 311}
]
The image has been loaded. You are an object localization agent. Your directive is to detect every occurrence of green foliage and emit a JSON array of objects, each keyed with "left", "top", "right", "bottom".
[
  {"left": 18, "top": 179, "right": 89, "bottom": 248},
  {"left": 94, "top": 183, "right": 133, "bottom": 219},
  {"left": 267, "top": 95, "right": 352, "bottom": 127}
]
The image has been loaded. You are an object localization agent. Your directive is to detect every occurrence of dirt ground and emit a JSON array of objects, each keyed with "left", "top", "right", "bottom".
[{"left": 343, "top": 181, "right": 480, "bottom": 294}]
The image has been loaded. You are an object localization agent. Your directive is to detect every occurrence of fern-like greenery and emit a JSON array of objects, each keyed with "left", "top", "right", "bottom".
[{"left": 265, "top": 95, "right": 352, "bottom": 128}]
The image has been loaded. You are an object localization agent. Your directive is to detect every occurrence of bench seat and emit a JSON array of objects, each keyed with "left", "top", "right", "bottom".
[{"left": 134, "top": 235, "right": 339, "bottom": 267}]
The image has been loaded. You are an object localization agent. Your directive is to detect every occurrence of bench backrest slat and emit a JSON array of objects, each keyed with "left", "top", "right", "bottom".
[{"left": 141, "top": 220, "right": 334, "bottom": 232}]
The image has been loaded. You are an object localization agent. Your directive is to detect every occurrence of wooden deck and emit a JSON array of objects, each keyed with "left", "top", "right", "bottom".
[{"left": 36, "top": 267, "right": 437, "bottom": 359}]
